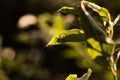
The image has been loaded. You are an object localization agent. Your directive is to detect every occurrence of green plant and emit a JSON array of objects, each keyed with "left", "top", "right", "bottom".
[
  {"left": 47, "top": 0, "right": 120, "bottom": 80},
  {"left": 65, "top": 68, "right": 92, "bottom": 80}
]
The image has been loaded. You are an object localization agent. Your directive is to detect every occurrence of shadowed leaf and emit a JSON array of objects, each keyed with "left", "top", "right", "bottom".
[{"left": 47, "top": 29, "right": 86, "bottom": 46}]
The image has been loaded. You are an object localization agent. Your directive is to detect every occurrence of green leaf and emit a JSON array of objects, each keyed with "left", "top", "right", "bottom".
[
  {"left": 97, "top": 7, "right": 110, "bottom": 22},
  {"left": 58, "top": 6, "right": 84, "bottom": 16},
  {"left": 65, "top": 74, "right": 77, "bottom": 80},
  {"left": 87, "top": 38, "right": 102, "bottom": 59},
  {"left": 87, "top": 38, "right": 102, "bottom": 51},
  {"left": 52, "top": 13, "right": 68, "bottom": 34},
  {"left": 102, "top": 43, "right": 115, "bottom": 55},
  {"left": 47, "top": 29, "right": 86, "bottom": 46},
  {"left": 87, "top": 48, "right": 102, "bottom": 59},
  {"left": 78, "top": 68, "right": 92, "bottom": 80},
  {"left": 65, "top": 69, "right": 92, "bottom": 80},
  {"left": 84, "top": 1, "right": 110, "bottom": 23},
  {"left": 38, "top": 13, "right": 68, "bottom": 35},
  {"left": 58, "top": 6, "right": 74, "bottom": 12}
]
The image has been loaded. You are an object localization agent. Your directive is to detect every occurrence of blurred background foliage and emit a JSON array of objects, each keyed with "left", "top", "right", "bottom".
[{"left": 0, "top": 0, "right": 120, "bottom": 80}]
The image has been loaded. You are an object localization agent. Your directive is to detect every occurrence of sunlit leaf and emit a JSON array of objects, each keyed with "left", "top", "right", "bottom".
[
  {"left": 81, "top": 1, "right": 109, "bottom": 43},
  {"left": 58, "top": 6, "right": 83, "bottom": 16},
  {"left": 47, "top": 29, "right": 86, "bottom": 46},
  {"left": 58, "top": 6, "right": 74, "bottom": 12},
  {"left": 66, "top": 69, "right": 92, "bottom": 80},
  {"left": 51, "top": 13, "right": 68, "bottom": 35},
  {"left": 84, "top": 1, "right": 110, "bottom": 23},
  {"left": 78, "top": 68, "right": 92, "bottom": 80},
  {"left": 97, "top": 7, "right": 109, "bottom": 22},
  {"left": 38, "top": 13, "right": 68, "bottom": 35},
  {"left": 87, "top": 48, "right": 102, "bottom": 59},
  {"left": 87, "top": 38, "right": 102, "bottom": 59},
  {"left": 65, "top": 74, "right": 77, "bottom": 80},
  {"left": 87, "top": 38, "right": 101, "bottom": 51}
]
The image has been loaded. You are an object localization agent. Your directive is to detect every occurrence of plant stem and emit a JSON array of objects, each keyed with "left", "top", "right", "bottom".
[
  {"left": 109, "top": 45, "right": 119, "bottom": 80},
  {"left": 110, "top": 56, "right": 118, "bottom": 80}
]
